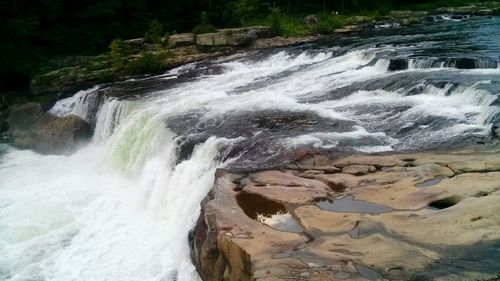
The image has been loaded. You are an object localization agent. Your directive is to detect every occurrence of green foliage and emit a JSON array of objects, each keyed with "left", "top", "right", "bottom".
[
  {"left": 247, "top": 12, "right": 310, "bottom": 37},
  {"left": 125, "top": 53, "right": 167, "bottom": 75},
  {"left": 0, "top": 0, "right": 486, "bottom": 95},
  {"left": 108, "top": 38, "right": 131, "bottom": 69},
  {"left": 192, "top": 24, "right": 217, "bottom": 34},
  {"left": 234, "top": 0, "right": 267, "bottom": 25},
  {"left": 201, "top": 11, "right": 211, "bottom": 26},
  {"left": 315, "top": 15, "right": 348, "bottom": 34},
  {"left": 193, "top": 11, "right": 217, "bottom": 34},
  {"left": 268, "top": 6, "right": 283, "bottom": 36},
  {"left": 144, "top": 19, "right": 164, "bottom": 44}
]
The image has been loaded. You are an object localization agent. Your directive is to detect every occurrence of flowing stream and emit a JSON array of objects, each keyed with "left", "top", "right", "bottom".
[{"left": 1, "top": 17, "right": 499, "bottom": 281}]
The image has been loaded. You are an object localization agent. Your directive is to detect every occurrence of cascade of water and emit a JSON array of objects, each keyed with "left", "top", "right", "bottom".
[
  {"left": 1, "top": 23, "right": 500, "bottom": 280},
  {"left": 93, "top": 98, "right": 134, "bottom": 142},
  {"left": 48, "top": 86, "right": 101, "bottom": 124}
]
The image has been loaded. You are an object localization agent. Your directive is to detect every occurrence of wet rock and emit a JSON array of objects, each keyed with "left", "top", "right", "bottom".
[
  {"left": 0, "top": 111, "right": 8, "bottom": 134},
  {"left": 334, "top": 25, "right": 361, "bottom": 33},
  {"left": 342, "top": 165, "right": 376, "bottom": 176},
  {"left": 388, "top": 58, "right": 409, "bottom": 71},
  {"left": 455, "top": 58, "right": 477, "bottom": 69},
  {"left": 435, "top": 7, "right": 456, "bottom": 13},
  {"left": 252, "top": 36, "right": 321, "bottom": 49},
  {"left": 456, "top": 5, "right": 478, "bottom": 14},
  {"left": 6, "top": 103, "right": 92, "bottom": 154},
  {"left": 168, "top": 33, "right": 195, "bottom": 47},
  {"left": 191, "top": 150, "right": 500, "bottom": 280},
  {"left": 478, "top": 9, "right": 494, "bottom": 15},
  {"left": 304, "top": 14, "right": 319, "bottom": 25}
]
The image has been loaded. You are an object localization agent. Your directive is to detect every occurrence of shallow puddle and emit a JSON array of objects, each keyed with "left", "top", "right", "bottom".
[
  {"left": 416, "top": 176, "right": 447, "bottom": 188},
  {"left": 236, "top": 192, "right": 302, "bottom": 233},
  {"left": 316, "top": 196, "right": 393, "bottom": 214}
]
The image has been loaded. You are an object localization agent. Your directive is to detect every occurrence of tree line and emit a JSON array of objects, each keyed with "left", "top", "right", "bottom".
[{"left": 0, "top": 0, "right": 475, "bottom": 93}]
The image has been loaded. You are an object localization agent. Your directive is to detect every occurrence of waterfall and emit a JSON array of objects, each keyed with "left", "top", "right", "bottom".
[
  {"left": 1, "top": 17, "right": 500, "bottom": 280},
  {"left": 48, "top": 86, "right": 102, "bottom": 125}
]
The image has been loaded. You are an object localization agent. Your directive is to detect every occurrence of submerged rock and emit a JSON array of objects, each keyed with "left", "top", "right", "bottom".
[
  {"left": 388, "top": 58, "right": 409, "bottom": 71},
  {"left": 191, "top": 150, "right": 500, "bottom": 280},
  {"left": 6, "top": 103, "right": 92, "bottom": 154}
]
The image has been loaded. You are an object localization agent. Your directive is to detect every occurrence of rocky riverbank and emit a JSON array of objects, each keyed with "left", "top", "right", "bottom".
[
  {"left": 190, "top": 147, "right": 500, "bottom": 280},
  {"left": 26, "top": 1, "right": 500, "bottom": 111}
]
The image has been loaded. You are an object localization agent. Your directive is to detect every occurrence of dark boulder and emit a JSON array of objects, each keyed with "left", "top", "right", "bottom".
[
  {"left": 388, "top": 58, "right": 409, "bottom": 71},
  {"left": 454, "top": 58, "right": 476, "bottom": 69},
  {"left": 6, "top": 103, "right": 92, "bottom": 154}
]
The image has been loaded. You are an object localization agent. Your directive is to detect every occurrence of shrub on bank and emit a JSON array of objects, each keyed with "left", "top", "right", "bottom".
[
  {"left": 124, "top": 52, "right": 171, "bottom": 75},
  {"left": 315, "top": 14, "right": 348, "bottom": 34},
  {"left": 193, "top": 12, "right": 217, "bottom": 34},
  {"left": 144, "top": 19, "right": 165, "bottom": 44}
]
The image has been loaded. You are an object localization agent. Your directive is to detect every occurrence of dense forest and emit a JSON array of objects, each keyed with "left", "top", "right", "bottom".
[{"left": 0, "top": 0, "right": 479, "bottom": 93}]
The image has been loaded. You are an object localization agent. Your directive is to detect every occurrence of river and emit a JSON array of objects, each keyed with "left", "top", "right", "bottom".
[{"left": 1, "top": 17, "right": 499, "bottom": 281}]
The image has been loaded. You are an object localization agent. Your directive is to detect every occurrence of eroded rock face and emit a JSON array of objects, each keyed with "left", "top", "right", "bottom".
[
  {"left": 6, "top": 103, "right": 92, "bottom": 154},
  {"left": 191, "top": 150, "right": 500, "bottom": 280}
]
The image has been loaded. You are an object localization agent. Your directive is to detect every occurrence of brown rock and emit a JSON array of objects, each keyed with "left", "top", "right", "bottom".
[
  {"left": 342, "top": 165, "right": 376, "bottom": 176},
  {"left": 191, "top": 150, "right": 500, "bottom": 280},
  {"left": 168, "top": 33, "right": 195, "bottom": 47}
]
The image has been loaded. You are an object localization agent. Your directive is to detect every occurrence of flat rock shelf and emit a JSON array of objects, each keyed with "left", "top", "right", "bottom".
[{"left": 190, "top": 149, "right": 500, "bottom": 281}]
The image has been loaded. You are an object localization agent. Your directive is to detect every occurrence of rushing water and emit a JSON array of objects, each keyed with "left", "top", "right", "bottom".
[{"left": 1, "top": 17, "right": 500, "bottom": 281}]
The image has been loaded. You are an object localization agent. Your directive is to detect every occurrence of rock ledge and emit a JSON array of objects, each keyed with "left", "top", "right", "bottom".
[{"left": 191, "top": 150, "right": 500, "bottom": 280}]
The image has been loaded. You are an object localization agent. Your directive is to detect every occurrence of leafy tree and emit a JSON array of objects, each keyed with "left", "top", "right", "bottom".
[
  {"left": 144, "top": 19, "right": 164, "bottom": 44},
  {"left": 109, "top": 38, "right": 131, "bottom": 69},
  {"left": 234, "top": 0, "right": 265, "bottom": 25},
  {"left": 192, "top": 11, "right": 217, "bottom": 34},
  {"left": 268, "top": 6, "right": 283, "bottom": 36}
]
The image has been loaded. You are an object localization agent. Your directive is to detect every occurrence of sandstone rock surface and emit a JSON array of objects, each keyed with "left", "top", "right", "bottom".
[
  {"left": 191, "top": 150, "right": 500, "bottom": 280},
  {"left": 168, "top": 33, "right": 195, "bottom": 47}
]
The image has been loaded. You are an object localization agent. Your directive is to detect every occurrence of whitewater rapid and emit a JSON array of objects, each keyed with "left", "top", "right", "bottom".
[{"left": 1, "top": 17, "right": 500, "bottom": 281}]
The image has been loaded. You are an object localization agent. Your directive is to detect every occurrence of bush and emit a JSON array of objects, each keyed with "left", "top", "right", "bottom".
[
  {"left": 192, "top": 24, "right": 217, "bottom": 34},
  {"left": 108, "top": 38, "right": 131, "bottom": 69},
  {"left": 192, "top": 12, "right": 217, "bottom": 34},
  {"left": 124, "top": 52, "right": 170, "bottom": 75},
  {"left": 234, "top": 0, "right": 267, "bottom": 25},
  {"left": 315, "top": 15, "right": 347, "bottom": 34},
  {"left": 268, "top": 6, "right": 282, "bottom": 36},
  {"left": 144, "top": 19, "right": 164, "bottom": 44}
]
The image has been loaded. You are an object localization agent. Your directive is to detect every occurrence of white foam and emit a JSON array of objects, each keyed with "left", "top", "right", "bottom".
[
  {"left": 282, "top": 126, "right": 398, "bottom": 150},
  {"left": 2, "top": 45, "right": 499, "bottom": 281},
  {"left": 48, "top": 86, "right": 100, "bottom": 122}
]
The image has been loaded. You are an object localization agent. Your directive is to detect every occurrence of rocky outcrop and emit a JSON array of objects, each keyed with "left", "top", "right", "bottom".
[
  {"left": 196, "top": 26, "right": 271, "bottom": 47},
  {"left": 304, "top": 15, "right": 319, "bottom": 25},
  {"left": 6, "top": 103, "right": 92, "bottom": 154},
  {"left": 168, "top": 33, "right": 196, "bottom": 47},
  {"left": 191, "top": 150, "right": 500, "bottom": 280}
]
